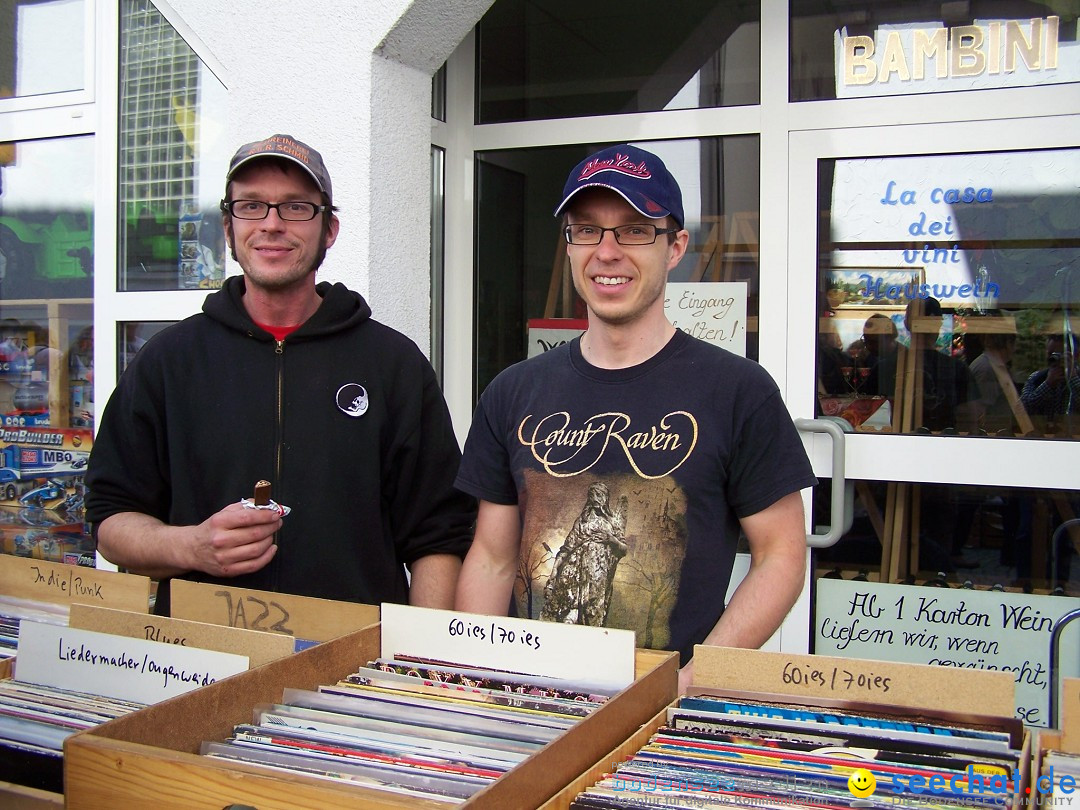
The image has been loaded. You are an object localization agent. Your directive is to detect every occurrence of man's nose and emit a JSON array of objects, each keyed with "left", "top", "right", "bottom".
[
  {"left": 259, "top": 207, "right": 288, "bottom": 228},
  {"left": 595, "top": 228, "right": 624, "bottom": 255}
]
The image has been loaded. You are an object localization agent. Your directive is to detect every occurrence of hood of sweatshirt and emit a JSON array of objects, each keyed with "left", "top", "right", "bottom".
[{"left": 202, "top": 275, "right": 372, "bottom": 340}]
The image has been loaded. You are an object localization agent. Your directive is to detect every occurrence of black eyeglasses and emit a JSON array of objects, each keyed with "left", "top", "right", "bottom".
[
  {"left": 564, "top": 223, "right": 678, "bottom": 246},
  {"left": 220, "top": 199, "right": 326, "bottom": 221}
]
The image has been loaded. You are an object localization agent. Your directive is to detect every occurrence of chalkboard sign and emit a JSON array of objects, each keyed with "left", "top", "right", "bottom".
[{"left": 815, "top": 578, "right": 1080, "bottom": 727}]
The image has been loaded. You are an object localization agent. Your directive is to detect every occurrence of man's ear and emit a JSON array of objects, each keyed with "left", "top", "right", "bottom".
[
  {"left": 324, "top": 213, "right": 341, "bottom": 249},
  {"left": 666, "top": 228, "right": 690, "bottom": 272}
]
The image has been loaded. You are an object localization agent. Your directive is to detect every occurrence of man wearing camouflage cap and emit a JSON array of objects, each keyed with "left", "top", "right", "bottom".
[{"left": 88, "top": 135, "right": 476, "bottom": 614}]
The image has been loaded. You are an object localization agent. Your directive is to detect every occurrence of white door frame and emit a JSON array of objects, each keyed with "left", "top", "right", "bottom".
[{"left": 788, "top": 116, "right": 1080, "bottom": 490}]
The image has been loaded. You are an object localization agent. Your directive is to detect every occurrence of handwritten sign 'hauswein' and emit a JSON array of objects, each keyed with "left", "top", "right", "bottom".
[{"left": 815, "top": 578, "right": 1080, "bottom": 727}]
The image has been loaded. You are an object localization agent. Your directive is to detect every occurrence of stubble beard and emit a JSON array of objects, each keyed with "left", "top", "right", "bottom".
[
  {"left": 573, "top": 265, "right": 667, "bottom": 327},
  {"left": 227, "top": 224, "right": 329, "bottom": 292},
  {"left": 256, "top": 244, "right": 327, "bottom": 291}
]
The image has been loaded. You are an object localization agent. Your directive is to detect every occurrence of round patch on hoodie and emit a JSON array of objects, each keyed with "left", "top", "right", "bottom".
[{"left": 336, "top": 383, "right": 369, "bottom": 417}]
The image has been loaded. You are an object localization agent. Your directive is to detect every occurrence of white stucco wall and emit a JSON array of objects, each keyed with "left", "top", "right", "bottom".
[{"left": 162, "top": 0, "right": 491, "bottom": 352}]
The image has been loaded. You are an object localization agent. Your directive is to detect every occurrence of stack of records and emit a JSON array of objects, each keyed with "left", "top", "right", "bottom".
[
  {"left": 1038, "top": 747, "right": 1080, "bottom": 804},
  {"left": 202, "top": 656, "right": 617, "bottom": 804},
  {"left": 0, "top": 595, "right": 68, "bottom": 659},
  {"left": 571, "top": 694, "right": 1023, "bottom": 809},
  {"left": 0, "top": 679, "right": 143, "bottom": 792}
]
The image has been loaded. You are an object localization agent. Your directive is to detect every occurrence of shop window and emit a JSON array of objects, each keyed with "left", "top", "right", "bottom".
[
  {"left": 476, "top": 0, "right": 759, "bottom": 123},
  {"left": 815, "top": 148, "right": 1080, "bottom": 440},
  {"left": 0, "top": 133, "right": 93, "bottom": 566},
  {"left": 813, "top": 477, "right": 1080, "bottom": 727},
  {"left": 791, "top": 0, "right": 1078, "bottom": 102},
  {"left": 118, "top": 0, "right": 228, "bottom": 292},
  {"left": 474, "top": 137, "right": 759, "bottom": 400},
  {"left": 431, "top": 62, "right": 446, "bottom": 122},
  {"left": 816, "top": 479, "right": 1080, "bottom": 591},
  {"left": 118, "top": 321, "right": 171, "bottom": 374},
  {"left": 0, "top": 0, "right": 87, "bottom": 101}
]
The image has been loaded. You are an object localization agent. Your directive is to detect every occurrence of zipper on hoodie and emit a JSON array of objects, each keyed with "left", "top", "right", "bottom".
[{"left": 271, "top": 338, "right": 285, "bottom": 591}]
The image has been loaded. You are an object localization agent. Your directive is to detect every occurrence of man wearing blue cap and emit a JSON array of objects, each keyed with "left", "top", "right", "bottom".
[
  {"left": 87, "top": 134, "right": 476, "bottom": 614},
  {"left": 455, "top": 144, "right": 815, "bottom": 690}
]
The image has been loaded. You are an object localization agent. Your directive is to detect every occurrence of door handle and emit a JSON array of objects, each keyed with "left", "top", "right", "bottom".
[{"left": 794, "top": 417, "right": 853, "bottom": 548}]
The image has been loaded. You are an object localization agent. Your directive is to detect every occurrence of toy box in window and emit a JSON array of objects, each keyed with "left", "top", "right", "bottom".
[{"left": 0, "top": 427, "right": 92, "bottom": 565}]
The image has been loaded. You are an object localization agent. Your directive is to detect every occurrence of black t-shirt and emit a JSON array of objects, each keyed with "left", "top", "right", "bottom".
[{"left": 456, "top": 330, "right": 817, "bottom": 663}]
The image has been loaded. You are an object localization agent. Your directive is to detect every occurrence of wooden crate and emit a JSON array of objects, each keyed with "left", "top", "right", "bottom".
[
  {"left": 0, "top": 556, "right": 152, "bottom": 806},
  {"left": 0, "top": 781, "right": 64, "bottom": 809},
  {"left": 65, "top": 623, "right": 678, "bottom": 809},
  {"left": 540, "top": 645, "right": 1030, "bottom": 810},
  {"left": 1033, "top": 677, "right": 1080, "bottom": 805}
]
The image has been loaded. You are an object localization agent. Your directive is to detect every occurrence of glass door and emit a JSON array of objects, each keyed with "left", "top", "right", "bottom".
[{"left": 788, "top": 116, "right": 1080, "bottom": 727}]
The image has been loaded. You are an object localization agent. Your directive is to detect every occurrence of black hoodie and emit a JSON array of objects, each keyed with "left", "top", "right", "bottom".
[{"left": 86, "top": 276, "right": 476, "bottom": 613}]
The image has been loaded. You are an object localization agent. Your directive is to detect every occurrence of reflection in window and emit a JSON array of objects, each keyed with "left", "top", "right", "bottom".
[
  {"left": 0, "top": 134, "right": 94, "bottom": 566},
  {"left": 119, "top": 0, "right": 228, "bottom": 292},
  {"left": 118, "top": 321, "right": 171, "bottom": 375},
  {"left": 813, "top": 478, "right": 1080, "bottom": 729},
  {"left": 431, "top": 62, "right": 446, "bottom": 122},
  {"left": 0, "top": 135, "right": 94, "bottom": 301},
  {"left": 0, "top": 134, "right": 94, "bottom": 425},
  {"left": 815, "top": 149, "right": 1080, "bottom": 439},
  {"left": 474, "top": 137, "right": 759, "bottom": 400},
  {"left": 0, "top": 0, "right": 86, "bottom": 100},
  {"left": 477, "top": 0, "right": 759, "bottom": 123},
  {"left": 791, "top": 1, "right": 1079, "bottom": 102},
  {"left": 816, "top": 479, "right": 1080, "bottom": 596}
]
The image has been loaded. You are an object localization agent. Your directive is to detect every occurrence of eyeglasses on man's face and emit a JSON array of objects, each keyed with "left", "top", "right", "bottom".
[
  {"left": 220, "top": 199, "right": 326, "bottom": 221},
  {"left": 564, "top": 223, "right": 678, "bottom": 246}
]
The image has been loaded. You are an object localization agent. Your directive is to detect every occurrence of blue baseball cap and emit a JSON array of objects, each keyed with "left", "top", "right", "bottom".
[{"left": 553, "top": 144, "right": 684, "bottom": 228}]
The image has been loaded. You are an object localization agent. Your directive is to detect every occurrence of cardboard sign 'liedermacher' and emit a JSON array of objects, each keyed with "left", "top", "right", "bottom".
[
  {"left": 15, "top": 620, "right": 248, "bottom": 705},
  {"left": 69, "top": 604, "right": 294, "bottom": 669},
  {"left": 381, "top": 603, "right": 636, "bottom": 690}
]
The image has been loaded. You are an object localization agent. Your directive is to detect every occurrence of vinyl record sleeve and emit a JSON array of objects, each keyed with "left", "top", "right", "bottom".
[
  {"left": 202, "top": 740, "right": 475, "bottom": 802},
  {"left": 322, "top": 680, "right": 581, "bottom": 728},
  {"left": 283, "top": 686, "right": 563, "bottom": 744},
  {"left": 371, "top": 656, "right": 616, "bottom": 700},
  {"left": 668, "top": 706, "right": 1016, "bottom": 758},
  {"left": 678, "top": 696, "right": 1013, "bottom": 745},
  {"left": 254, "top": 701, "right": 542, "bottom": 755},
  {"left": 227, "top": 725, "right": 504, "bottom": 780},
  {"left": 253, "top": 710, "right": 524, "bottom": 770},
  {"left": 343, "top": 666, "right": 599, "bottom": 717}
]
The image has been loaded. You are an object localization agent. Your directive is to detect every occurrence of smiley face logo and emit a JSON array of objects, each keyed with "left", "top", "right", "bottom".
[{"left": 848, "top": 769, "right": 876, "bottom": 798}]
